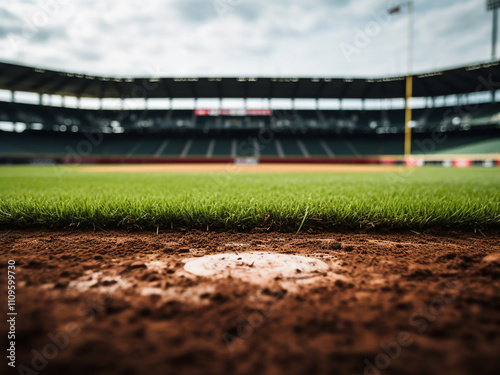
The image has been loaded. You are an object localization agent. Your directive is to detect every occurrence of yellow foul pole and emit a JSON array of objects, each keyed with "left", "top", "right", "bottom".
[
  {"left": 404, "top": 0, "right": 414, "bottom": 158},
  {"left": 404, "top": 74, "right": 412, "bottom": 156}
]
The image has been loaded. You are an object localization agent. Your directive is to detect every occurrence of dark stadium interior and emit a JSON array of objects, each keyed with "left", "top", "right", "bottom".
[
  {"left": 1, "top": 61, "right": 499, "bottom": 99},
  {"left": 0, "top": 61, "right": 499, "bottom": 162}
]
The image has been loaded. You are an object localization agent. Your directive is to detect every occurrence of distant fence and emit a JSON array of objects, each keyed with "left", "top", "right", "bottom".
[{"left": 0, "top": 155, "right": 499, "bottom": 167}]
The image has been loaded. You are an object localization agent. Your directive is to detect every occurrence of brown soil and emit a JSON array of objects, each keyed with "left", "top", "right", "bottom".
[
  {"left": 1, "top": 229, "right": 500, "bottom": 375},
  {"left": 77, "top": 163, "right": 402, "bottom": 173}
]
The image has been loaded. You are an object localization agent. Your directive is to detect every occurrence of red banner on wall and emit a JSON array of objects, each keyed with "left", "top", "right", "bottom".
[
  {"left": 194, "top": 109, "right": 272, "bottom": 116},
  {"left": 453, "top": 159, "right": 472, "bottom": 168}
]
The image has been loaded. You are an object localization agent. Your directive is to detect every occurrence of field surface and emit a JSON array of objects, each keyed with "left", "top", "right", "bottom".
[
  {"left": 0, "top": 164, "right": 499, "bottom": 231},
  {"left": 1, "top": 164, "right": 500, "bottom": 374},
  {"left": 1, "top": 229, "right": 499, "bottom": 375}
]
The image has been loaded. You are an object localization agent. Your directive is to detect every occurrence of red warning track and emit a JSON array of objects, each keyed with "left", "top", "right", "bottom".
[{"left": 77, "top": 163, "right": 401, "bottom": 173}]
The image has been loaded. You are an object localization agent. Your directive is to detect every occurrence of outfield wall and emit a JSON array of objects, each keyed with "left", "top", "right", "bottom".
[{"left": 1, "top": 155, "right": 499, "bottom": 168}]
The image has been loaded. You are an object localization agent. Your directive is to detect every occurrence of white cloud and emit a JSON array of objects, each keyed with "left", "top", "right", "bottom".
[{"left": 0, "top": 0, "right": 495, "bottom": 77}]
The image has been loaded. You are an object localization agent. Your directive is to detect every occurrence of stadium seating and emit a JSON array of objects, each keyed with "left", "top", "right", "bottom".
[
  {"left": 258, "top": 140, "right": 280, "bottom": 157},
  {"left": 186, "top": 138, "right": 211, "bottom": 156},
  {"left": 131, "top": 139, "right": 165, "bottom": 156},
  {"left": 1, "top": 100, "right": 499, "bottom": 160},
  {"left": 1, "top": 101, "right": 499, "bottom": 133},
  {"left": 2, "top": 129, "right": 498, "bottom": 160},
  {"left": 211, "top": 139, "right": 233, "bottom": 157}
]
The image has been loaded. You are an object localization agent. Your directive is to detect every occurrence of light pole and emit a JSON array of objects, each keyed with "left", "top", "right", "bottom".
[
  {"left": 389, "top": 1, "right": 414, "bottom": 157},
  {"left": 487, "top": 0, "right": 500, "bottom": 60}
]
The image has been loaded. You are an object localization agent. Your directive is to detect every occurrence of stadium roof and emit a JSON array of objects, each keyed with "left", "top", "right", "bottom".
[{"left": 0, "top": 61, "right": 498, "bottom": 99}]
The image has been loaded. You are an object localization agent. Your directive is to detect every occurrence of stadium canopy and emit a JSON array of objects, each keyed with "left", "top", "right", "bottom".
[{"left": 0, "top": 60, "right": 498, "bottom": 99}]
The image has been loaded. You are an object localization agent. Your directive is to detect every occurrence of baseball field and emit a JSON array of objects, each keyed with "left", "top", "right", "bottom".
[
  {"left": 1, "top": 163, "right": 500, "bottom": 375},
  {"left": 1, "top": 164, "right": 499, "bottom": 231}
]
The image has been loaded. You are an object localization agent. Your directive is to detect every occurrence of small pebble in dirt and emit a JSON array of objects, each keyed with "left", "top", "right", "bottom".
[
  {"left": 164, "top": 241, "right": 179, "bottom": 247},
  {"left": 334, "top": 279, "right": 353, "bottom": 288},
  {"left": 395, "top": 301, "right": 413, "bottom": 310},
  {"left": 132, "top": 326, "right": 146, "bottom": 339},
  {"left": 477, "top": 253, "right": 500, "bottom": 278},
  {"left": 482, "top": 253, "right": 500, "bottom": 264},
  {"left": 262, "top": 288, "right": 287, "bottom": 299},
  {"left": 105, "top": 299, "right": 128, "bottom": 314},
  {"left": 26, "top": 260, "right": 43, "bottom": 268},
  {"left": 406, "top": 264, "right": 433, "bottom": 279},
  {"left": 210, "top": 293, "right": 229, "bottom": 303},
  {"left": 129, "top": 262, "right": 147, "bottom": 269},
  {"left": 323, "top": 241, "right": 342, "bottom": 250},
  {"left": 54, "top": 280, "right": 69, "bottom": 289},
  {"left": 93, "top": 255, "right": 104, "bottom": 260},
  {"left": 436, "top": 252, "right": 457, "bottom": 262}
]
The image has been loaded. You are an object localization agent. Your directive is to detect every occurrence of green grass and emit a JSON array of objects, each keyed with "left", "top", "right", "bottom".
[{"left": 0, "top": 165, "right": 499, "bottom": 231}]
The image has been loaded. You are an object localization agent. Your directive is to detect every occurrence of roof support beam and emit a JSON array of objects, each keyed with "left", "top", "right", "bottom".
[
  {"left": 0, "top": 61, "right": 499, "bottom": 100},
  {"left": 46, "top": 77, "right": 73, "bottom": 96}
]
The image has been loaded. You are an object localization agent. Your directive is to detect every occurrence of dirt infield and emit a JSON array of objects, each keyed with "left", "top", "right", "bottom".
[
  {"left": 1, "top": 230, "right": 500, "bottom": 375},
  {"left": 78, "top": 163, "right": 402, "bottom": 173}
]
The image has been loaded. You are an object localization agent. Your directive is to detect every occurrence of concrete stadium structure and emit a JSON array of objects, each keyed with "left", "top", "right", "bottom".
[{"left": 0, "top": 60, "right": 499, "bottom": 165}]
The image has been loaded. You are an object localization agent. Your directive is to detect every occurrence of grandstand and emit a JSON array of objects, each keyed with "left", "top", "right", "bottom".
[{"left": 0, "top": 61, "right": 499, "bottom": 164}]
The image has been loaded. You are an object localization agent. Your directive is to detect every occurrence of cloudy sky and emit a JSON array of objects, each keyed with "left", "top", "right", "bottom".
[{"left": 0, "top": 0, "right": 496, "bottom": 78}]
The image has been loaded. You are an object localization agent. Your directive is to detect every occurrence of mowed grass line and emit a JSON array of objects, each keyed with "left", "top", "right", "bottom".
[{"left": 0, "top": 165, "right": 499, "bottom": 231}]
